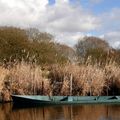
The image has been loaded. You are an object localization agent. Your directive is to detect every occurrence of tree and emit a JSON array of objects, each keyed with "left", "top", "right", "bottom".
[
  {"left": 75, "top": 36, "right": 110, "bottom": 64},
  {"left": 55, "top": 43, "right": 77, "bottom": 63},
  {"left": 0, "top": 27, "right": 30, "bottom": 61},
  {"left": 26, "top": 28, "right": 53, "bottom": 42},
  {"left": 75, "top": 36, "right": 110, "bottom": 57},
  {"left": 0, "top": 27, "right": 69, "bottom": 65}
]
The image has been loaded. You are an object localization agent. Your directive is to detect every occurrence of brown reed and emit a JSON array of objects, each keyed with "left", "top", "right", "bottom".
[{"left": 0, "top": 61, "right": 120, "bottom": 101}]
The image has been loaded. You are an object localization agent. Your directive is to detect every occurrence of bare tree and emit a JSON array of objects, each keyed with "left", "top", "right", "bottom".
[
  {"left": 75, "top": 36, "right": 110, "bottom": 58},
  {"left": 26, "top": 28, "right": 53, "bottom": 42}
]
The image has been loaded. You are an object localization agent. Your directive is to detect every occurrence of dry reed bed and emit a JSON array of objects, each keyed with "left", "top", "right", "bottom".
[
  {"left": 49, "top": 64, "right": 106, "bottom": 96},
  {"left": 0, "top": 62, "right": 120, "bottom": 101},
  {"left": 0, "top": 62, "right": 50, "bottom": 101}
]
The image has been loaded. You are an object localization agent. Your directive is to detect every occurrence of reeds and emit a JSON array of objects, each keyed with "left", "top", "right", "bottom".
[
  {"left": 0, "top": 61, "right": 120, "bottom": 101},
  {"left": 0, "top": 61, "right": 51, "bottom": 101},
  {"left": 48, "top": 64, "right": 106, "bottom": 96}
]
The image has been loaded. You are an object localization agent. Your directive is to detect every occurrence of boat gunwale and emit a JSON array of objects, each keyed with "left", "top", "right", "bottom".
[{"left": 11, "top": 95, "right": 120, "bottom": 105}]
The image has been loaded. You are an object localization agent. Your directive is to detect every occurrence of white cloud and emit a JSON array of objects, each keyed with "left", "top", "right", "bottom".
[
  {"left": 102, "top": 31, "right": 120, "bottom": 49},
  {"left": 54, "top": 32, "right": 84, "bottom": 47},
  {"left": 41, "top": 0, "right": 100, "bottom": 33},
  {"left": 99, "top": 8, "right": 120, "bottom": 32},
  {"left": 0, "top": 0, "right": 100, "bottom": 31},
  {"left": 0, "top": 0, "right": 119, "bottom": 48},
  {"left": 0, "top": 0, "right": 48, "bottom": 27},
  {"left": 96, "top": 8, "right": 120, "bottom": 48}
]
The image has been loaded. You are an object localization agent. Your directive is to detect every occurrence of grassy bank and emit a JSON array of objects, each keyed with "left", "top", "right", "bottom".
[{"left": 0, "top": 61, "right": 120, "bottom": 102}]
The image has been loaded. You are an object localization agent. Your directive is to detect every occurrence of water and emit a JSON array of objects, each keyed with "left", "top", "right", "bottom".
[{"left": 0, "top": 103, "right": 120, "bottom": 120}]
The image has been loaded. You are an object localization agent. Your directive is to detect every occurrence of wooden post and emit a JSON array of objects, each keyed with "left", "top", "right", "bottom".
[
  {"left": 70, "top": 74, "right": 73, "bottom": 96},
  {"left": 88, "top": 79, "right": 92, "bottom": 96},
  {"left": 42, "top": 81, "right": 44, "bottom": 95}
]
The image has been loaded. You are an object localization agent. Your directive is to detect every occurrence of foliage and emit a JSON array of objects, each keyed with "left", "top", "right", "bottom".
[
  {"left": 75, "top": 36, "right": 109, "bottom": 56},
  {"left": 27, "top": 28, "right": 53, "bottom": 42},
  {"left": 55, "top": 43, "right": 76, "bottom": 63},
  {"left": 75, "top": 36, "right": 115, "bottom": 64},
  {"left": 0, "top": 27, "right": 68, "bottom": 65},
  {"left": 0, "top": 27, "right": 29, "bottom": 61}
]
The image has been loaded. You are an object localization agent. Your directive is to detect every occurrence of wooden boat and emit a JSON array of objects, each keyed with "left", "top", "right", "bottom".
[{"left": 12, "top": 95, "right": 120, "bottom": 106}]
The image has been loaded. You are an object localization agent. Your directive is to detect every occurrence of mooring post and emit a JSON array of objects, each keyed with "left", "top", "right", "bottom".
[
  {"left": 68, "top": 74, "right": 73, "bottom": 101},
  {"left": 42, "top": 80, "right": 44, "bottom": 95},
  {"left": 70, "top": 74, "right": 73, "bottom": 96}
]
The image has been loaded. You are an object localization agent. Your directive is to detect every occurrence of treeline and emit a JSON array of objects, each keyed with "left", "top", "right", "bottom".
[
  {"left": 75, "top": 36, "right": 120, "bottom": 65},
  {"left": 1, "top": 26, "right": 120, "bottom": 101},
  {"left": 0, "top": 26, "right": 120, "bottom": 66},
  {"left": 0, "top": 27, "right": 74, "bottom": 65}
]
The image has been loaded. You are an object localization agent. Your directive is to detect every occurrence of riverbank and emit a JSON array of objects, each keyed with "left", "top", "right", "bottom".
[{"left": 0, "top": 61, "right": 120, "bottom": 102}]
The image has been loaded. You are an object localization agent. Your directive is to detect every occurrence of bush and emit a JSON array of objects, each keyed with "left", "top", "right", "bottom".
[{"left": 0, "top": 27, "right": 68, "bottom": 65}]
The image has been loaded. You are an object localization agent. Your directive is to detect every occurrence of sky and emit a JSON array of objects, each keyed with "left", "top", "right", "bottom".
[{"left": 0, "top": 0, "right": 120, "bottom": 48}]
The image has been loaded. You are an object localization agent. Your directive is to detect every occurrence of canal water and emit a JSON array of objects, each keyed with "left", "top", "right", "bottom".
[{"left": 0, "top": 103, "right": 120, "bottom": 120}]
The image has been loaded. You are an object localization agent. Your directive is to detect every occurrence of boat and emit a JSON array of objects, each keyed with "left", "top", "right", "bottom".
[{"left": 11, "top": 95, "right": 120, "bottom": 106}]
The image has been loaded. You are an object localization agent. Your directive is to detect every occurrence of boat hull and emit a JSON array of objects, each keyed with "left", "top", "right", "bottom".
[{"left": 12, "top": 95, "right": 120, "bottom": 107}]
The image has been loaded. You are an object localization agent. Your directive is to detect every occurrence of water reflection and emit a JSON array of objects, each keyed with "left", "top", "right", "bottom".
[{"left": 0, "top": 103, "right": 120, "bottom": 120}]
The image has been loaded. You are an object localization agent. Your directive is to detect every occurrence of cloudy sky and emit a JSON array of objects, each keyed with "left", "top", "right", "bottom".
[{"left": 0, "top": 0, "right": 120, "bottom": 48}]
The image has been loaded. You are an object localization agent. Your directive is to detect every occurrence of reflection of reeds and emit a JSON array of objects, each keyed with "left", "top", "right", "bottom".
[
  {"left": 1, "top": 104, "right": 120, "bottom": 120},
  {"left": 0, "top": 61, "right": 120, "bottom": 101}
]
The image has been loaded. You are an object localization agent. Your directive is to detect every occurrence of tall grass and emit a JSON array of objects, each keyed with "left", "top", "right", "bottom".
[
  {"left": 0, "top": 61, "right": 120, "bottom": 101},
  {"left": 48, "top": 64, "right": 106, "bottom": 96},
  {"left": 0, "top": 66, "right": 9, "bottom": 101},
  {"left": 0, "top": 61, "right": 51, "bottom": 101}
]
